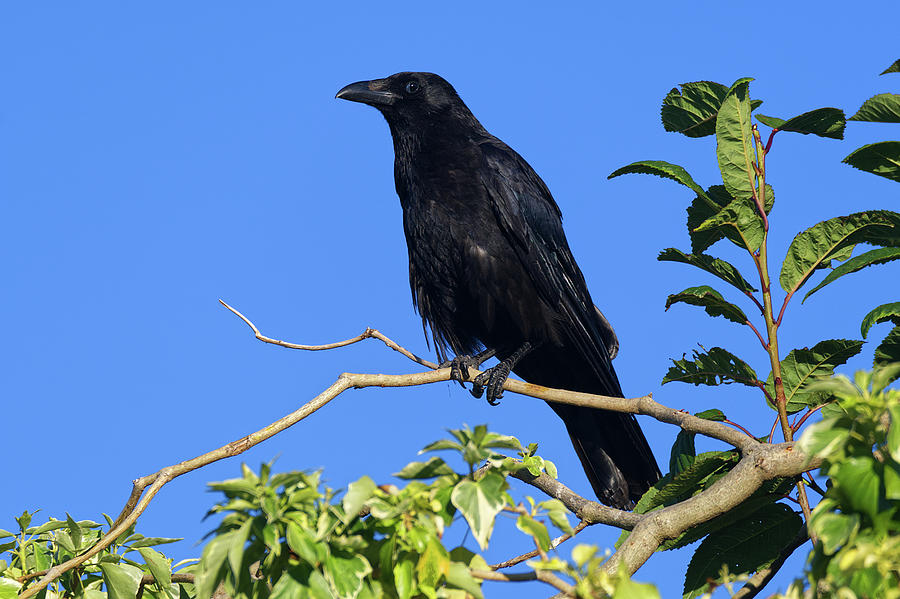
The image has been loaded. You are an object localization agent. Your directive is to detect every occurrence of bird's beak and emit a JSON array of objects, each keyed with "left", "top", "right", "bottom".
[{"left": 335, "top": 80, "right": 397, "bottom": 107}]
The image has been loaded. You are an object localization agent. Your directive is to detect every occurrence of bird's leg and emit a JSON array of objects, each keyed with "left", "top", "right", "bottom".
[
  {"left": 471, "top": 341, "right": 534, "bottom": 406},
  {"left": 440, "top": 348, "right": 496, "bottom": 387}
]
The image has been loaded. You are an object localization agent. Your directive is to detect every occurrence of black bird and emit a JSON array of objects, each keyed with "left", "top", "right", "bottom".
[{"left": 336, "top": 72, "right": 660, "bottom": 508}]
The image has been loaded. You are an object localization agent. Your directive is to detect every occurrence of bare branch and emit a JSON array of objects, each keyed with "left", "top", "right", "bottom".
[
  {"left": 470, "top": 569, "right": 574, "bottom": 596},
  {"left": 491, "top": 521, "right": 589, "bottom": 570},
  {"left": 220, "top": 299, "right": 437, "bottom": 368},
  {"left": 510, "top": 470, "right": 641, "bottom": 530}
]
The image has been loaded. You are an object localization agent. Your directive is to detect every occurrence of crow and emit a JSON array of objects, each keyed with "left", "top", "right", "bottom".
[{"left": 336, "top": 72, "right": 660, "bottom": 508}]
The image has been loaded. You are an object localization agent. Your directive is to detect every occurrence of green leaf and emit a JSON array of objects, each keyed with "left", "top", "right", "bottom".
[
  {"left": 138, "top": 547, "right": 172, "bottom": 590},
  {"left": 100, "top": 562, "right": 144, "bottom": 599},
  {"left": 849, "top": 93, "right": 900, "bottom": 123},
  {"left": 657, "top": 248, "right": 757, "bottom": 293},
  {"left": 695, "top": 409, "right": 726, "bottom": 421},
  {"left": 420, "top": 439, "right": 464, "bottom": 453},
  {"left": 394, "top": 457, "right": 456, "bottom": 480},
  {"left": 0, "top": 579, "right": 21, "bottom": 599},
  {"left": 843, "top": 142, "right": 900, "bottom": 183},
  {"left": 695, "top": 194, "right": 765, "bottom": 252},
  {"left": 665, "top": 286, "right": 748, "bottom": 325},
  {"left": 643, "top": 452, "right": 739, "bottom": 513},
  {"left": 608, "top": 161, "right": 711, "bottom": 203},
  {"left": 325, "top": 554, "right": 372, "bottom": 599},
  {"left": 669, "top": 431, "right": 696, "bottom": 475},
  {"left": 393, "top": 559, "right": 415, "bottom": 599},
  {"left": 766, "top": 339, "right": 865, "bottom": 414},
  {"left": 661, "top": 493, "right": 786, "bottom": 551},
  {"left": 129, "top": 537, "right": 182, "bottom": 549},
  {"left": 661, "top": 81, "right": 730, "bottom": 138},
  {"left": 780, "top": 210, "right": 898, "bottom": 294},
  {"left": 874, "top": 325, "right": 900, "bottom": 371},
  {"left": 683, "top": 504, "right": 802, "bottom": 599},
  {"left": 416, "top": 540, "right": 449, "bottom": 590},
  {"left": 809, "top": 511, "right": 859, "bottom": 555},
  {"left": 715, "top": 78, "right": 756, "bottom": 201},
  {"left": 286, "top": 522, "right": 319, "bottom": 565},
  {"left": 861, "top": 302, "right": 900, "bottom": 337},
  {"left": 614, "top": 578, "right": 663, "bottom": 599},
  {"left": 663, "top": 347, "right": 759, "bottom": 387},
  {"left": 797, "top": 418, "right": 847, "bottom": 461},
  {"left": 481, "top": 432, "right": 522, "bottom": 451},
  {"left": 342, "top": 476, "right": 376, "bottom": 522},
  {"left": 803, "top": 246, "right": 900, "bottom": 302},
  {"left": 686, "top": 186, "right": 730, "bottom": 253},
  {"left": 269, "top": 572, "right": 304, "bottom": 599},
  {"left": 445, "top": 562, "right": 483, "bottom": 599},
  {"left": 516, "top": 514, "right": 551, "bottom": 552},
  {"left": 882, "top": 59, "right": 900, "bottom": 75},
  {"left": 450, "top": 472, "right": 507, "bottom": 550},
  {"left": 832, "top": 457, "right": 882, "bottom": 522},
  {"left": 758, "top": 108, "right": 846, "bottom": 138}
]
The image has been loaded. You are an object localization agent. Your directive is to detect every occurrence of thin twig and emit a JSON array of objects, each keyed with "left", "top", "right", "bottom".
[
  {"left": 792, "top": 403, "right": 827, "bottom": 433},
  {"left": 724, "top": 419, "right": 756, "bottom": 439},
  {"left": 491, "top": 521, "right": 589, "bottom": 570},
  {"left": 470, "top": 569, "right": 574, "bottom": 596},
  {"left": 744, "top": 291, "right": 765, "bottom": 315},
  {"left": 746, "top": 319, "right": 769, "bottom": 351},
  {"left": 219, "top": 299, "right": 438, "bottom": 369}
]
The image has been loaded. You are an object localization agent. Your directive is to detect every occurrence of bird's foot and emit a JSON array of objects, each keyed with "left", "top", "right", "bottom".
[
  {"left": 440, "top": 349, "right": 496, "bottom": 388},
  {"left": 469, "top": 342, "right": 534, "bottom": 406},
  {"left": 470, "top": 362, "right": 512, "bottom": 405}
]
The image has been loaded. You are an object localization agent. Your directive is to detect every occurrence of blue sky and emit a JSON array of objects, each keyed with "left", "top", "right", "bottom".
[{"left": 3, "top": 2, "right": 899, "bottom": 597}]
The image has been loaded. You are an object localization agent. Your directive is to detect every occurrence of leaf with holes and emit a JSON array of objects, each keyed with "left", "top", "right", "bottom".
[
  {"left": 663, "top": 347, "right": 759, "bottom": 387},
  {"left": 765, "top": 339, "right": 865, "bottom": 414},
  {"left": 683, "top": 504, "right": 802, "bottom": 599},
  {"left": 665, "top": 286, "right": 748, "bottom": 325},
  {"left": 658, "top": 248, "right": 757, "bottom": 294},
  {"left": 803, "top": 246, "right": 900, "bottom": 302}
]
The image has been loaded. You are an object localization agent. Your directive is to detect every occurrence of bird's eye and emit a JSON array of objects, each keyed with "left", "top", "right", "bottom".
[{"left": 405, "top": 81, "right": 421, "bottom": 95}]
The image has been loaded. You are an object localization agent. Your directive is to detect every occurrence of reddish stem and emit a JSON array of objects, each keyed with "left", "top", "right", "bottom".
[
  {"left": 792, "top": 404, "right": 826, "bottom": 433},
  {"left": 764, "top": 129, "right": 778, "bottom": 154},
  {"left": 724, "top": 419, "right": 756, "bottom": 439},
  {"left": 745, "top": 290, "right": 765, "bottom": 315},
  {"left": 768, "top": 414, "right": 780, "bottom": 443},
  {"left": 746, "top": 319, "right": 769, "bottom": 351},
  {"left": 776, "top": 290, "right": 795, "bottom": 327}
]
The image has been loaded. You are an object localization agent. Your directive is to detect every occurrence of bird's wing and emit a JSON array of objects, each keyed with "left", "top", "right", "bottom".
[{"left": 479, "top": 139, "right": 622, "bottom": 395}]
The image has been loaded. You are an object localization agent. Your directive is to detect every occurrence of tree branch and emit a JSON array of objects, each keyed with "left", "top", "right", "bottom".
[
  {"left": 490, "top": 521, "right": 589, "bottom": 570},
  {"left": 604, "top": 443, "right": 820, "bottom": 576},
  {"left": 470, "top": 569, "right": 574, "bottom": 596}
]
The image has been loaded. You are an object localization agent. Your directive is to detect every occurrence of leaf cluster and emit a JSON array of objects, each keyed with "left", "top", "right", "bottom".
[{"left": 1, "top": 510, "right": 186, "bottom": 599}]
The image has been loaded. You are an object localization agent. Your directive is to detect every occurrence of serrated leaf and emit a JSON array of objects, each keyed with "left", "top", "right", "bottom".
[
  {"left": 663, "top": 347, "right": 759, "bottom": 387},
  {"left": 843, "top": 142, "right": 900, "bottom": 183},
  {"left": 758, "top": 108, "right": 846, "bottom": 138},
  {"left": 861, "top": 302, "right": 900, "bottom": 337},
  {"left": 669, "top": 431, "right": 696, "bottom": 475},
  {"left": 695, "top": 194, "right": 765, "bottom": 252},
  {"left": 608, "top": 161, "right": 711, "bottom": 203},
  {"left": 849, "top": 93, "right": 900, "bottom": 123},
  {"left": 394, "top": 457, "right": 456, "bottom": 480},
  {"left": 661, "top": 81, "right": 730, "bottom": 138},
  {"left": 874, "top": 325, "right": 900, "bottom": 372},
  {"left": 661, "top": 494, "right": 784, "bottom": 551},
  {"left": 683, "top": 504, "right": 802, "bottom": 599},
  {"left": 138, "top": 547, "right": 172, "bottom": 590},
  {"left": 804, "top": 246, "right": 900, "bottom": 302},
  {"left": 665, "top": 286, "right": 748, "bottom": 324},
  {"left": 342, "top": 476, "right": 376, "bottom": 522},
  {"left": 658, "top": 248, "right": 757, "bottom": 293},
  {"left": 100, "top": 562, "right": 143, "bottom": 599},
  {"left": 882, "top": 59, "right": 900, "bottom": 75},
  {"left": 450, "top": 473, "right": 507, "bottom": 550},
  {"left": 766, "top": 339, "right": 865, "bottom": 414},
  {"left": 686, "top": 186, "right": 730, "bottom": 253},
  {"left": 716, "top": 78, "right": 756, "bottom": 201},
  {"left": 780, "top": 210, "right": 898, "bottom": 294}
]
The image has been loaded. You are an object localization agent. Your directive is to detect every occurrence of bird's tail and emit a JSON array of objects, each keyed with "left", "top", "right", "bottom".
[{"left": 548, "top": 403, "right": 660, "bottom": 509}]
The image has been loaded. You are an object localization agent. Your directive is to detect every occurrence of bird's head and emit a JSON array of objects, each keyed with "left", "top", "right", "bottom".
[{"left": 336, "top": 72, "right": 475, "bottom": 129}]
